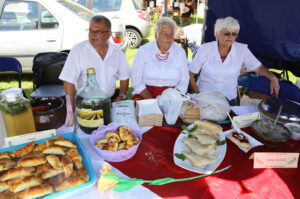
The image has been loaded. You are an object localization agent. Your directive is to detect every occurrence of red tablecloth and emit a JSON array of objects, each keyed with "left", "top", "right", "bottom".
[{"left": 109, "top": 126, "right": 300, "bottom": 199}]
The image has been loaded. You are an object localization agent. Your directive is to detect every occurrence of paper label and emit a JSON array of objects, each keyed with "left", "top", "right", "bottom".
[
  {"left": 5, "top": 129, "right": 56, "bottom": 147},
  {"left": 232, "top": 112, "right": 260, "bottom": 128},
  {"left": 253, "top": 152, "right": 299, "bottom": 168}
]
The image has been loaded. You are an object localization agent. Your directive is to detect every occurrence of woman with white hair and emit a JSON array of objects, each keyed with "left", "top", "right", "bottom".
[
  {"left": 189, "top": 16, "right": 280, "bottom": 105},
  {"left": 131, "top": 17, "right": 189, "bottom": 99}
]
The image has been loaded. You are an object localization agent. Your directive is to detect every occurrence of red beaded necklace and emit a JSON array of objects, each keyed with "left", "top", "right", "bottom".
[{"left": 156, "top": 52, "right": 169, "bottom": 61}]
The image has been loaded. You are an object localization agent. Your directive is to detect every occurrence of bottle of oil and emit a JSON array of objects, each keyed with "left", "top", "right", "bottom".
[
  {"left": 76, "top": 67, "right": 111, "bottom": 134},
  {"left": 0, "top": 88, "right": 36, "bottom": 137}
]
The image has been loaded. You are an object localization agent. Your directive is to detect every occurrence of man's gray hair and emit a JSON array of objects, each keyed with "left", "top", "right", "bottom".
[
  {"left": 214, "top": 16, "right": 240, "bottom": 38},
  {"left": 154, "top": 17, "right": 177, "bottom": 38},
  {"left": 90, "top": 15, "right": 111, "bottom": 31}
]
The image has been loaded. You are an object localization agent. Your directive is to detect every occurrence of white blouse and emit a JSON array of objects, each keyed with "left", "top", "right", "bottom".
[
  {"left": 131, "top": 41, "right": 190, "bottom": 95},
  {"left": 59, "top": 40, "right": 130, "bottom": 97},
  {"left": 189, "top": 41, "right": 261, "bottom": 100}
]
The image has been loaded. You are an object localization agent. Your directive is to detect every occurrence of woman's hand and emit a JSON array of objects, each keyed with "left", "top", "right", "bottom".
[{"left": 270, "top": 77, "right": 280, "bottom": 98}]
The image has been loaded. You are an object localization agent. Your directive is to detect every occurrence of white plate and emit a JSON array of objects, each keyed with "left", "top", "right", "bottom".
[{"left": 173, "top": 129, "right": 227, "bottom": 174}]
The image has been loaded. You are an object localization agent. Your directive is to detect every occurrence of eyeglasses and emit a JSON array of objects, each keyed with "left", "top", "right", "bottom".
[
  {"left": 88, "top": 28, "right": 109, "bottom": 34},
  {"left": 223, "top": 32, "right": 238, "bottom": 37}
]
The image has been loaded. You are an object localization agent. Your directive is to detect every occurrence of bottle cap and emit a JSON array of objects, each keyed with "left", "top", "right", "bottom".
[
  {"left": 1, "top": 88, "right": 23, "bottom": 102},
  {"left": 87, "top": 67, "right": 95, "bottom": 74}
]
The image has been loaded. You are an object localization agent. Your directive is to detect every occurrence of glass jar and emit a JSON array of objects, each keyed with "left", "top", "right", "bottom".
[
  {"left": 76, "top": 67, "right": 111, "bottom": 134},
  {"left": 0, "top": 88, "right": 36, "bottom": 137}
]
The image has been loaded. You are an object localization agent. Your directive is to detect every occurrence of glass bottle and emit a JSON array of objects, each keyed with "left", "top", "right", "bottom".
[
  {"left": 76, "top": 67, "right": 111, "bottom": 134},
  {"left": 0, "top": 88, "right": 36, "bottom": 137}
]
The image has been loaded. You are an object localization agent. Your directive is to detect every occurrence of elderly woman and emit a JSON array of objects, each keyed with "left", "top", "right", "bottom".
[
  {"left": 131, "top": 17, "right": 189, "bottom": 99},
  {"left": 189, "top": 16, "right": 280, "bottom": 105}
]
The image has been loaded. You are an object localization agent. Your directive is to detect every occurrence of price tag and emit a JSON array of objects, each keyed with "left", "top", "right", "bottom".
[{"left": 253, "top": 152, "right": 299, "bottom": 168}]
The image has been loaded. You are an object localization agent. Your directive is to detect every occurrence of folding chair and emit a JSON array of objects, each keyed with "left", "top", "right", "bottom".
[
  {"left": 30, "top": 52, "right": 68, "bottom": 98},
  {"left": 0, "top": 57, "right": 22, "bottom": 88}
]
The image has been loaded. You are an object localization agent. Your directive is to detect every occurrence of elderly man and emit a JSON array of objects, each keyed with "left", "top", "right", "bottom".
[{"left": 59, "top": 15, "right": 130, "bottom": 109}]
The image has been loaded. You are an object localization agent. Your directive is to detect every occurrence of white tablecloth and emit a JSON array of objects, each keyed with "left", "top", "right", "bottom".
[{"left": 56, "top": 125, "right": 160, "bottom": 199}]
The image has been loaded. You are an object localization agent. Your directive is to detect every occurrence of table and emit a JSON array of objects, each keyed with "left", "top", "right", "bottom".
[{"left": 57, "top": 123, "right": 300, "bottom": 199}]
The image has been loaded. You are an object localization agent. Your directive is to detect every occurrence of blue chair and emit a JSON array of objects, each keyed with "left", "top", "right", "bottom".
[
  {"left": 248, "top": 76, "right": 300, "bottom": 102},
  {"left": 0, "top": 57, "right": 22, "bottom": 88}
]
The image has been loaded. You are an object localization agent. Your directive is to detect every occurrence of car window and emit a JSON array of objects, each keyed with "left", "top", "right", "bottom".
[
  {"left": 132, "top": 0, "right": 141, "bottom": 10},
  {"left": 0, "top": 1, "right": 39, "bottom": 30},
  {"left": 58, "top": 0, "right": 94, "bottom": 21},
  {"left": 40, "top": 6, "right": 58, "bottom": 29},
  {"left": 90, "top": 0, "right": 121, "bottom": 12}
]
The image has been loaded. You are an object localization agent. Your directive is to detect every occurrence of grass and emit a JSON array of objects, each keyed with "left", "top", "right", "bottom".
[{"left": 1, "top": 13, "right": 299, "bottom": 99}]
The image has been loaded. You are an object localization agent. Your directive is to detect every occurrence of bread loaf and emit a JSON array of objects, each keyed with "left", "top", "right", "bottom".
[
  {"left": 55, "top": 176, "right": 87, "bottom": 192},
  {"left": 66, "top": 149, "right": 82, "bottom": 170},
  {"left": 0, "top": 167, "right": 35, "bottom": 181},
  {"left": 11, "top": 142, "right": 35, "bottom": 158},
  {"left": 9, "top": 176, "right": 43, "bottom": 193},
  {"left": 54, "top": 139, "right": 77, "bottom": 149},
  {"left": 17, "top": 184, "right": 54, "bottom": 199},
  {"left": 61, "top": 155, "right": 73, "bottom": 178}
]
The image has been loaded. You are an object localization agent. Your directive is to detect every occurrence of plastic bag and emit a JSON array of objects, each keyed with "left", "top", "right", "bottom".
[
  {"left": 179, "top": 99, "right": 200, "bottom": 124},
  {"left": 188, "top": 91, "right": 231, "bottom": 121},
  {"left": 111, "top": 100, "right": 138, "bottom": 126},
  {"left": 157, "top": 88, "right": 185, "bottom": 125}
]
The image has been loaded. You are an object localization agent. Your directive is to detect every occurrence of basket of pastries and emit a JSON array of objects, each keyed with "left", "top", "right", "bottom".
[
  {"left": 0, "top": 133, "right": 96, "bottom": 199},
  {"left": 90, "top": 123, "right": 142, "bottom": 162}
]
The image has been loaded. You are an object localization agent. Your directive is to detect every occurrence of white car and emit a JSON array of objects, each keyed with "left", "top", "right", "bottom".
[
  {"left": 76, "top": 0, "right": 152, "bottom": 48},
  {"left": 0, "top": 0, "right": 127, "bottom": 73}
]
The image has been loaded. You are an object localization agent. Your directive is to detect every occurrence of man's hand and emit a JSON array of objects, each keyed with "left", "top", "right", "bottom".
[{"left": 270, "top": 77, "right": 280, "bottom": 98}]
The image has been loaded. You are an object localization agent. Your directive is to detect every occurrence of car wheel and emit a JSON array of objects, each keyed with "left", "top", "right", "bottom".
[{"left": 126, "top": 29, "right": 142, "bottom": 48}]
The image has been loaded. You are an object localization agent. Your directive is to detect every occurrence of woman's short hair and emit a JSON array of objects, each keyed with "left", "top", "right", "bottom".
[
  {"left": 90, "top": 15, "right": 111, "bottom": 31},
  {"left": 154, "top": 17, "right": 177, "bottom": 38},
  {"left": 214, "top": 16, "right": 240, "bottom": 38}
]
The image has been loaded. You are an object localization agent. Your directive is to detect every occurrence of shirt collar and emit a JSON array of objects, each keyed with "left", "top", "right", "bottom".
[
  {"left": 213, "top": 41, "right": 236, "bottom": 62},
  {"left": 87, "top": 40, "right": 115, "bottom": 61}
]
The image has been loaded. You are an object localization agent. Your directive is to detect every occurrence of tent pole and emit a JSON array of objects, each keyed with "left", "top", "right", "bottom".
[
  {"left": 201, "top": 0, "right": 208, "bottom": 44},
  {"left": 196, "top": 0, "right": 199, "bottom": 24}
]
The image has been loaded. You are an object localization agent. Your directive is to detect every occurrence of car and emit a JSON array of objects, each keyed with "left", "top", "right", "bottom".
[
  {"left": 75, "top": 0, "right": 152, "bottom": 48},
  {"left": 0, "top": 0, "right": 127, "bottom": 73}
]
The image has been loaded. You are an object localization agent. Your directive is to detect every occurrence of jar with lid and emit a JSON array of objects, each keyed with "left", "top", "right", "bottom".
[
  {"left": 76, "top": 67, "right": 111, "bottom": 134},
  {"left": 0, "top": 88, "right": 36, "bottom": 137}
]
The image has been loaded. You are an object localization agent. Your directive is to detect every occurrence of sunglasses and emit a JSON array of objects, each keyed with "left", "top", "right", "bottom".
[
  {"left": 88, "top": 28, "right": 109, "bottom": 34},
  {"left": 223, "top": 32, "right": 238, "bottom": 37}
]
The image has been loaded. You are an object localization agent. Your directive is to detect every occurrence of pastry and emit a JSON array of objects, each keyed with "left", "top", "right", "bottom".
[
  {"left": 227, "top": 132, "right": 252, "bottom": 149},
  {"left": 46, "top": 155, "right": 62, "bottom": 169},
  {"left": 118, "top": 126, "right": 134, "bottom": 141},
  {"left": 11, "top": 142, "right": 35, "bottom": 158},
  {"left": 54, "top": 139, "right": 77, "bottom": 149},
  {"left": 9, "top": 176, "right": 43, "bottom": 193},
  {"left": 17, "top": 184, "right": 54, "bottom": 199},
  {"left": 182, "top": 150, "right": 217, "bottom": 167},
  {"left": 0, "top": 167, "right": 35, "bottom": 181},
  {"left": 41, "top": 167, "right": 63, "bottom": 179},
  {"left": 42, "top": 146, "right": 65, "bottom": 155},
  {"left": 0, "top": 152, "right": 11, "bottom": 160},
  {"left": 66, "top": 149, "right": 82, "bottom": 170},
  {"left": 183, "top": 138, "right": 217, "bottom": 155},
  {"left": 0, "top": 159, "right": 16, "bottom": 171},
  {"left": 61, "top": 155, "right": 73, "bottom": 178},
  {"left": 55, "top": 176, "right": 87, "bottom": 192},
  {"left": 34, "top": 136, "right": 63, "bottom": 152},
  {"left": 0, "top": 190, "right": 15, "bottom": 199},
  {"left": 193, "top": 120, "right": 222, "bottom": 135},
  {"left": 191, "top": 133, "right": 219, "bottom": 145},
  {"left": 17, "top": 157, "right": 46, "bottom": 167},
  {"left": 0, "top": 181, "right": 9, "bottom": 193}
]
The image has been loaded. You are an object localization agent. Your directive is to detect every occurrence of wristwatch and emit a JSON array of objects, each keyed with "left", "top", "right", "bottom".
[{"left": 118, "top": 94, "right": 127, "bottom": 100}]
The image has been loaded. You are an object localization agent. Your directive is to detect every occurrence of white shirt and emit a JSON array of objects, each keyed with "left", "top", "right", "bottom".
[
  {"left": 59, "top": 40, "right": 130, "bottom": 97},
  {"left": 189, "top": 41, "right": 261, "bottom": 100},
  {"left": 183, "top": 24, "right": 203, "bottom": 55},
  {"left": 131, "top": 41, "right": 189, "bottom": 95}
]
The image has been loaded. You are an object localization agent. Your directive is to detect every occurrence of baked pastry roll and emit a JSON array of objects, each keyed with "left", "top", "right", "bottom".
[
  {"left": 118, "top": 142, "right": 127, "bottom": 150},
  {"left": 61, "top": 155, "right": 73, "bottom": 178},
  {"left": 0, "top": 181, "right": 9, "bottom": 193},
  {"left": 182, "top": 150, "right": 217, "bottom": 167},
  {"left": 227, "top": 132, "right": 251, "bottom": 149},
  {"left": 118, "top": 126, "right": 134, "bottom": 141},
  {"left": 17, "top": 157, "right": 46, "bottom": 167},
  {"left": 34, "top": 136, "right": 63, "bottom": 152},
  {"left": 183, "top": 138, "right": 216, "bottom": 155},
  {"left": 20, "top": 152, "right": 44, "bottom": 160},
  {"left": 70, "top": 168, "right": 89, "bottom": 182},
  {"left": 55, "top": 176, "right": 87, "bottom": 192},
  {"left": 9, "top": 176, "right": 43, "bottom": 193},
  {"left": 54, "top": 139, "right": 77, "bottom": 149},
  {"left": 46, "top": 155, "right": 62, "bottom": 169},
  {"left": 0, "top": 152, "right": 11, "bottom": 160},
  {"left": 191, "top": 133, "right": 219, "bottom": 145},
  {"left": 105, "top": 131, "right": 121, "bottom": 143},
  {"left": 34, "top": 163, "right": 51, "bottom": 177},
  {"left": 11, "top": 142, "right": 35, "bottom": 158},
  {"left": 0, "top": 190, "right": 15, "bottom": 199},
  {"left": 0, "top": 158, "right": 16, "bottom": 171},
  {"left": 42, "top": 146, "right": 65, "bottom": 155},
  {"left": 66, "top": 149, "right": 82, "bottom": 170},
  {"left": 193, "top": 120, "right": 222, "bottom": 135},
  {"left": 17, "top": 184, "right": 54, "bottom": 199},
  {"left": 0, "top": 167, "right": 35, "bottom": 181},
  {"left": 41, "top": 167, "right": 63, "bottom": 179}
]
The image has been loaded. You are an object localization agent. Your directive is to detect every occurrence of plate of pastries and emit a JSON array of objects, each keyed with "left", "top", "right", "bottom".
[
  {"left": 173, "top": 120, "right": 227, "bottom": 174},
  {"left": 0, "top": 133, "right": 96, "bottom": 199}
]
